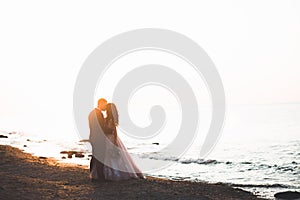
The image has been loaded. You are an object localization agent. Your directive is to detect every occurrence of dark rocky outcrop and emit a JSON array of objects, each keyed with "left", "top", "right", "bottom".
[
  {"left": 75, "top": 153, "right": 84, "bottom": 158},
  {"left": 60, "top": 150, "right": 85, "bottom": 159},
  {"left": 274, "top": 191, "right": 300, "bottom": 200}
]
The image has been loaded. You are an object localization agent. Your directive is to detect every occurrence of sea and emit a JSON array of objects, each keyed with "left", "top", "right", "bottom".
[{"left": 0, "top": 104, "right": 299, "bottom": 199}]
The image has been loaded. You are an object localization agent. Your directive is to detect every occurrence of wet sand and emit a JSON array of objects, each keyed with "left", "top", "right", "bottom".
[{"left": 0, "top": 145, "right": 265, "bottom": 200}]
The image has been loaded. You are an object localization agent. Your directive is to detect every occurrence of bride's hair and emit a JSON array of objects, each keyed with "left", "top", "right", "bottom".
[{"left": 106, "top": 103, "right": 119, "bottom": 127}]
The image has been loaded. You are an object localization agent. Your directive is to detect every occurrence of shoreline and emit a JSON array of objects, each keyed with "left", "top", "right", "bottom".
[{"left": 0, "top": 145, "right": 265, "bottom": 200}]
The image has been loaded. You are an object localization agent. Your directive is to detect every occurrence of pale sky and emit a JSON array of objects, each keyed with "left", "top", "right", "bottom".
[{"left": 0, "top": 0, "right": 300, "bottom": 136}]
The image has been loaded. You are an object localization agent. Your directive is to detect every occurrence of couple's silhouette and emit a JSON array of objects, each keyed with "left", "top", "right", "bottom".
[{"left": 88, "top": 98, "right": 144, "bottom": 181}]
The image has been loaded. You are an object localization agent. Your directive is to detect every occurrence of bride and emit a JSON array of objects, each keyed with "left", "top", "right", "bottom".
[{"left": 102, "top": 103, "right": 144, "bottom": 180}]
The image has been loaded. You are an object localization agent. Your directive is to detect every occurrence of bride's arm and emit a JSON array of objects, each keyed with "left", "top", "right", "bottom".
[
  {"left": 113, "top": 127, "right": 118, "bottom": 146},
  {"left": 107, "top": 119, "right": 118, "bottom": 146}
]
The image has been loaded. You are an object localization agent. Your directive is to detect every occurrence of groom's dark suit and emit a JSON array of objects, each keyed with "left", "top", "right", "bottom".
[{"left": 88, "top": 108, "right": 107, "bottom": 180}]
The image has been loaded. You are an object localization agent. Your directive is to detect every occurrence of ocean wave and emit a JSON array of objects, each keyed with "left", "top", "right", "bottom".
[
  {"left": 139, "top": 154, "right": 180, "bottom": 162},
  {"left": 180, "top": 159, "right": 219, "bottom": 165},
  {"left": 138, "top": 154, "right": 219, "bottom": 165},
  {"left": 230, "top": 183, "right": 298, "bottom": 189},
  {"left": 138, "top": 154, "right": 299, "bottom": 175}
]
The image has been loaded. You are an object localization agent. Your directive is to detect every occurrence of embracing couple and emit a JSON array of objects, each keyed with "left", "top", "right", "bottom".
[{"left": 88, "top": 98, "right": 144, "bottom": 181}]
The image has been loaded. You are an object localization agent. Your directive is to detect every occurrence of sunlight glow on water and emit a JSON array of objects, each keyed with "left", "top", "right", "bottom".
[{"left": 1, "top": 104, "right": 299, "bottom": 199}]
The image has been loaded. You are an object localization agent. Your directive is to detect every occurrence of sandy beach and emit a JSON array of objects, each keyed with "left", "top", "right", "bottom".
[{"left": 0, "top": 145, "right": 265, "bottom": 200}]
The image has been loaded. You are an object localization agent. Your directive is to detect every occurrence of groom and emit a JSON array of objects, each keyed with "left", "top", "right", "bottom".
[{"left": 88, "top": 98, "right": 107, "bottom": 181}]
